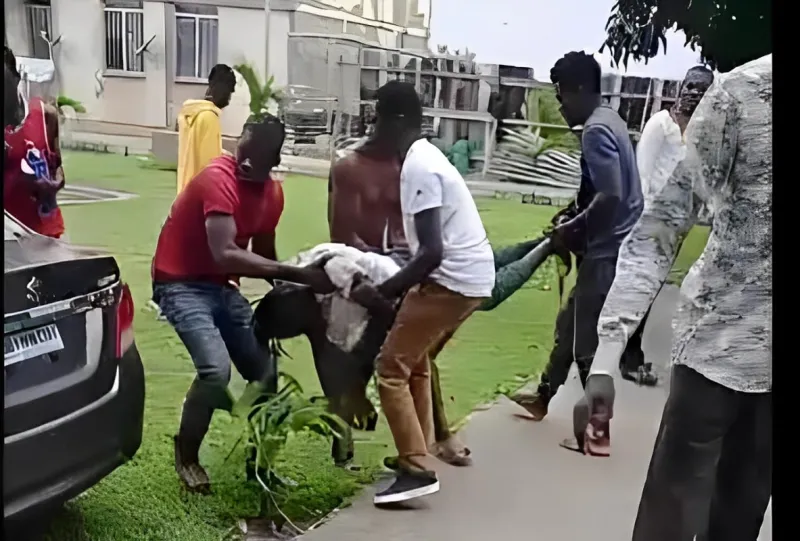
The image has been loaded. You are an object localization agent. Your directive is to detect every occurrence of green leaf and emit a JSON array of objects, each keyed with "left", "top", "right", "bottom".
[
  {"left": 233, "top": 63, "right": 284, "bottom": 122},
  {"left": 232, "top": 381, "right": 268, "bottom": 418},
  {"left": 56, "top": 95, "right": 86, "bottom": 115}
]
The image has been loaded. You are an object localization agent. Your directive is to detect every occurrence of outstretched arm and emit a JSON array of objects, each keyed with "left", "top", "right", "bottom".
[
  {"left": 576, "top": 81, "right": 738, "bottom": 455},
  {"left": 591, "top": 82, "right": 738, "bottom": 375}
]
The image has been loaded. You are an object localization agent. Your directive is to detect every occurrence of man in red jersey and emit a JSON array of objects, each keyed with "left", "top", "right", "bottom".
[
  {"left": 4, "top": 46, "right": 66, "bottom": 238},
  {"left": 151, "top": 115, "right": 334, "bottom": 492}
]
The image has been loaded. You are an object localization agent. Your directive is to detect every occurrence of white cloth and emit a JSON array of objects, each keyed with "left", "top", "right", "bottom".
[
  {"left": 636, "top": 109, "right": 685, "bottom": 206},
  {"left": 287, "top": 243, "right": 400, "bottom": 352},
  {"left": 400, "top": 139, "right": 495, "bottom": 298},
  {"left": 594, "top": 55, "right": 772, "bottom": 393}
]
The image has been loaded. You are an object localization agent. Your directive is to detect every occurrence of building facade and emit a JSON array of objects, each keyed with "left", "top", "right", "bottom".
[{"left": 4, "top": 0, "right": 430, "bottom": 136}]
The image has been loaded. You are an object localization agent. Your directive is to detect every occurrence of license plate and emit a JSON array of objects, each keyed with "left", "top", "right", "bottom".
[{"left": 4, "top": 324, "right": 64, "bottom": 367}]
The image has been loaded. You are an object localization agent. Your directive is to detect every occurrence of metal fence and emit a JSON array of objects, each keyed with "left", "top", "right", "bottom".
[
  {"left": 25, "top": 4, "right": 52, "bottom": 60},
  {"left": 104, "top": 6, "right": 145, "bottom": 72}
]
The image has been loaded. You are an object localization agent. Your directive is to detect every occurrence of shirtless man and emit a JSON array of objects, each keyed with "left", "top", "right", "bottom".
[{"left": 329, "top": 137, "right": 471, "bottom": 466}]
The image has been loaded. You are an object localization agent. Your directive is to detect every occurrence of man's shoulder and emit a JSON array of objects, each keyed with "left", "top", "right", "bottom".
[
  {"left": 583, "top": 107, "right": 635, "bottom": 152},
  {"left": 332, "top": 152, "right": 363, "bottom": 174},
  {"left": 716, "top": 55, "right": 771, "bottom": 105},
  {"left": 187, "top": 157, "right": 236, "bottom": 192},
  {"left": 644, "top": 109, "right": 671, "bottom": 127},
  {"left": 403, "top": 139, "right": 450, "bottom": 177},
  {"left": 585, "top": 106, "right": 625, "bottom": 128}
]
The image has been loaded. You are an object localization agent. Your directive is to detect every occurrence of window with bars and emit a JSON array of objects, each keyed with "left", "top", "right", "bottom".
[
  {"left": 104, "top": 0, "right": 145, "bottom": 72},
  {"left": 25, "top": 0, "right": 53, "bottom": 60},
  {"left": 175, "top": 4, "right": 218, "bottom": 80}
]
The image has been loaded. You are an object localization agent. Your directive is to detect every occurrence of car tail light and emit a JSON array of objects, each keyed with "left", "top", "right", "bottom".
[{"left": 115, "top": 283, "right": 135, "bottom": 357}]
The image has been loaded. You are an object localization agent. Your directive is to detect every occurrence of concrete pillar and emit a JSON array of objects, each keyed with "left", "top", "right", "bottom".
[
  {"left": 142, "top": 1, "right": 168, "bottom": 127},
  {"left": 50, "top": 0, "right": 104, "bottom": 117},
  {"left": 266, "top": 8, "right": 291, "bottom": 89}
]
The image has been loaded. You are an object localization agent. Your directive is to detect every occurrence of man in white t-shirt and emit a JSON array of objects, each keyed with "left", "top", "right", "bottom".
[{"left": 365, "top": 82, "right": 495, "bottom": 506}]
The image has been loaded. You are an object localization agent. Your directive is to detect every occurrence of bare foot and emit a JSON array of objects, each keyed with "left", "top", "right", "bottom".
[
  {"left": 558, "top": 432, "right": 611, "bottom": 457},
  {"left": 430, "top": 435, "right": 472, "bottom": 466},
  {"left": 509, "top": 392, "right": 549, "bottom": 421}
]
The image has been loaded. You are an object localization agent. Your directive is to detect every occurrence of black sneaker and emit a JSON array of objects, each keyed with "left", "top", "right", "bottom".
[{"left": 373, "top": 470, "right": 440, "bottom": 505}]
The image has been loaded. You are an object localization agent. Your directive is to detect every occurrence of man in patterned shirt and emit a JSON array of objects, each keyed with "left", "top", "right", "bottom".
[{"left": 583, "top": 54, "right": 772, "bottom": 540}]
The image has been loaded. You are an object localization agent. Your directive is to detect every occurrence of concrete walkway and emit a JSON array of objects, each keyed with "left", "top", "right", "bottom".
[{"left": 301, "top": 286, "right": 772, "bottom": 541}]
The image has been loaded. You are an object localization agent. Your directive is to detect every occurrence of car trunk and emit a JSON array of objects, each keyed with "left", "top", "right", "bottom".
[{"left": 4, "top": 215, "right": 124, "bottom": 438}]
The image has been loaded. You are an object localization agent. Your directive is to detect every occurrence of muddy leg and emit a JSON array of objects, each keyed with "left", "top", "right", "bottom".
[{"left": 429, "top": 343, "right": 472, "bottom": 467}]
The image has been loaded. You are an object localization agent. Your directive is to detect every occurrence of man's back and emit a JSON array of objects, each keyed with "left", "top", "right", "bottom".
[
  {"left": 597, "top": 55, "right": 772, "bottom": 392},
  {"left": 580, "top": 106, "right": 643, "bottom": 258},
  {"left": 675, "top": 55, "right": 772, "bottom": 391},
  {"left": 176, "top": 99, "right": 223, "bottom": 195}
]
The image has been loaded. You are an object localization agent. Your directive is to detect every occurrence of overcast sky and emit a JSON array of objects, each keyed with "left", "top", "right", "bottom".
[{"left": 427, "top": 0, "right": 702, "bottom": 80}]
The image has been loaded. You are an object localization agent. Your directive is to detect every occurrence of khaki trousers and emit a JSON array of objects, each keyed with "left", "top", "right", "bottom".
[{"left": 376, "top": 282, "right": 485, "bottom": 470}]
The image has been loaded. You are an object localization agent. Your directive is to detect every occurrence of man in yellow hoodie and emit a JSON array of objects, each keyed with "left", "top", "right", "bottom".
[{"left": 176, "top": 64, "right": 237, "bottom": 194}]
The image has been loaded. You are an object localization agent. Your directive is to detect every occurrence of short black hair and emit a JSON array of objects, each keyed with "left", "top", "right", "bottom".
[
  {"left": 376, "top": 81, "right": 422, "bottom": 121},
  {"left": 208, "top": 64, "right": 236, "bottom": 87},
  {"left": 242, "top": 113, "right": 285, "bottom": 145},
  {"left": 253, "top": 282, "right": 318, "bottom": 342},
  {"left": 550, "top": 51, "right": 601, "bottom": 94},
  {"left": 685, "top": 65, "right": 714, "bottom": 84}
]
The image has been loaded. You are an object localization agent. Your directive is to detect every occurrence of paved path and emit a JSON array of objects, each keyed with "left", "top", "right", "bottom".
[{"left": 301, "top": 285, "right": 772, "bottom": 541}]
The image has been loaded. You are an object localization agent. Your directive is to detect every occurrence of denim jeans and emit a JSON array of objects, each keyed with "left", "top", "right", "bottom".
[{"left": 153, "top": 282, "right": 276, "bottom": 394}]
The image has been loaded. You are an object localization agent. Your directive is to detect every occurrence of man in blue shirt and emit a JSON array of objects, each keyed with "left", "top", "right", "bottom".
[{"left": 512, "top": 51, "right": 643, "bottom": 428}]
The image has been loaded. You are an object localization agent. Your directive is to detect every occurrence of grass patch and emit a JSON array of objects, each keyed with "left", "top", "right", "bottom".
[
  {"left": 136, "top": 155, "right": 179, "bottom": 172},
  {"left": 45, "top": 151, "right": 568, "bottom": 541}
]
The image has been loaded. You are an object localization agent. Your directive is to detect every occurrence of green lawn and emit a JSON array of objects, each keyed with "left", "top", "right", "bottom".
[
  {"left": 44, "top": 151, "right": 707, "bottom": 540},
  {"left": 43, "top": 152, "right": 568, "bottom": 541}
]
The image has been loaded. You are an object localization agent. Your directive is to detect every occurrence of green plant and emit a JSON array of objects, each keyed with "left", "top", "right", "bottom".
[
  {"left": 233, "top": 63, "right": 285, "bottom": 123},
  {"left": 230, "top": 373, "right": 347, "bottom": 533},
  {"left": 55, "top": 95, "right": 86, "bottom": 116},
  {"left": 602, "top": 0, "right": 770, "bottom": 72}
]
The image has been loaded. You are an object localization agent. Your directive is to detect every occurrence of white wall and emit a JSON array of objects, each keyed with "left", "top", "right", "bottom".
[
  {"left": 141, "top": 1, "right": 169, "bottom": 127},
  {"left": 51, "top": 0, "right": 169, "bottom": 127},
  {"left": 50, "top": 0, "right": 105, "bottom": 118},
  {"left": 216, "top": 6, "right": 268, "bottom": 136},
  {"left": 299, "top": 0, "right": 430, "bottom": 28},
  {"left": 267, "top": 9, "right": 291, "bottom": 88}
]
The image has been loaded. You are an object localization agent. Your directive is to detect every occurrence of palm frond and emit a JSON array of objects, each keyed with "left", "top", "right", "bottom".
[
  {"left": 230, "top": 372, "right": 347, "bottom": 526},
  {"left": 234, "top": 63, "right": 265, "bottom": 118},
  {"left": 233, "top": 63, "right": 284, "bottom": 123}
]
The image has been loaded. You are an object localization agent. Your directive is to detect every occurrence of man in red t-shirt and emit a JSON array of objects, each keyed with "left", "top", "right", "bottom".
[{"left": 152, "top": 115, "right": 333, "bottom": 492}]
